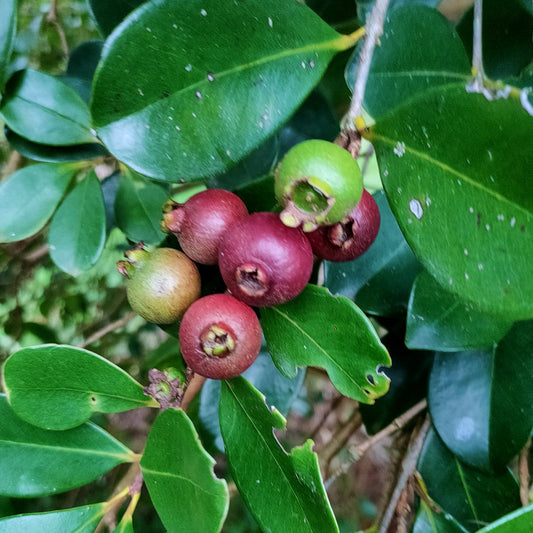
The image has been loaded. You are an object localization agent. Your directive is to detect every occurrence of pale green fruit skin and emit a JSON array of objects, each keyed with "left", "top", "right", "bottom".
[
  {"left": 275, "top": 140, "right": 363, "bottom": 229},
  {"left": 126, "top": 248, "right": 201, "bottom": 324}
]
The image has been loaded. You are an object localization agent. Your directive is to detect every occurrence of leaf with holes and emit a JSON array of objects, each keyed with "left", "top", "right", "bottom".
[
  {"left": 220, "top": 377, "right": 339, "bottom": 533},
  {"left": 91, "top": 0, "right": 354, "bottom": 181},
  {"left": 368, "top": 83, "right": 533, "bottom": 320},
  {"left": 3, "top": 344, "right": 158, "bottom": 431},
  {"left": 261, "top": 284, "right": 390, "bottom": 402}
]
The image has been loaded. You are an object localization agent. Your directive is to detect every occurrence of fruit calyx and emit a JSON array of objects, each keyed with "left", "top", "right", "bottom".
[
  {"left": 327, "top": 219, "right": 356, "bottom": 248},
  {"left": 279, "top": 177, "right": 336, "bottom": 232},
  {"left": 235, "top": 263, "right": 269, "bottom": 297},
  {"left": 160, "top": 199, "right": 186, "bottom": 234},
  {"left": 200, "top": 323, "right": 236, "bottom": 357},
  {"left": 117, "top": 242, "right": 150, "bottom": 278}
]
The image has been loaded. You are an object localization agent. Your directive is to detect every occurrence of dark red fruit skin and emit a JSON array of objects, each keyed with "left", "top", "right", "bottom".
[
  {"left": 306, "top": 189, "right": 380, "bottom": 262},
  {"left": 179, "top": 293, "right": 262, "bottom": 379},
  {"left": 163, "top": 189, "right": 248, "bottom": 265},
  {"left": 218, "top": 212, "right": 313, "bottom": 307}
]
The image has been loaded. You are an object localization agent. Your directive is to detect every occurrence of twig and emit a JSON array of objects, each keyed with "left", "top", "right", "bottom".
[
  {"left": 519, "top": 440, "right": 531, "bottom": 506},
  {"left": 377, "top": 416, "right": 431, "bottom": 533},
  {"left": 471, "top": 0, "right": 484, "bottom": 85},
  {"left": 78, "top": 312, "right": 137, "bottom": 348},
  {"left": 345, "top": 0, "right": 391, "bottom": 128},
  {"left": 318, "top": 407, "right": 364, "bottom": 477},
  {"left": 46, "top": 0, "right": 69, "bottom": 59},
  {"left": 324, "top": 399, "right": 427, "bottom": 487}
]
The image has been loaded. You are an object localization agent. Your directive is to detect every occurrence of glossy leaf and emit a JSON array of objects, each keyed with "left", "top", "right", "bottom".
[
  {"left": 412, "top": 500, "right": 469, "bottom": 533},
  {"left": 5, "top": 128, "right": 108, "bottom": 162},
  {"left": 91, "top": 0, "right": 352, "bottom": 181},
  {"left": 406, "top": 270, "right": 513, "bottom": 351},
  {"left": 114, "top": 169, "right": 168, "bottom": 245},
  {"left": 89, "top": 0, "right": 146, "bottom": 37},
  {"left": 0, "top": 394, "right": 133, "bottom": 497},
  {"left": 346, "top": 6, "right": 470, "bottom": 118},
  {"left": 0, "top": 503, "right": 107, "bottom": 533},
  {"left": 48, "top": 171, "right": 107, "bottom": 276},
  {"left": 140, "top": 408, "right": 228, "bottom": 533},
  {"left": 0, "top": 0, "right": 16, "bottom": 92},
  {"left": 418, "top": 429, "right": 520, "bottom": 531},
  {"left": 429, "top": 321, "right": 533, "bottom": 472},
  {"left": 112, "top": 512, "right": 135, "bottom": 533},
  {"left": 475, "top": 504, "right": 533, "bottom": 533},
  {"left": 0, "top": 69, "right": 96, "bottom": 145},
  {"left": 197, "top": 347, "right": 305, "bottom": 453},
  {"left": 220, "top": 377, "right": 339, "bottom": 533},
  {"left": 3, "top": 344, "right": 158, "bottom": 431},
  {"left": 369, "top": 83, "right": 533, "bottom": 320},
  {"left": 261, "top": 284, "right": 390, "bottom": 402},
  {"left": 0, "top": 163, "right": 78, "bottom": 242},
  {"left": 324, "top": 190, "right": 421, "bottom": 316}
]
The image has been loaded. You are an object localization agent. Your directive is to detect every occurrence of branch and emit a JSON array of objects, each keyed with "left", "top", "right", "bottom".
[
  {"left": 324, "top": 399, "right": 427, "bottom": 487},
  {"left": 345, "top": 0, "right": 391, "bottom": 128},
  {"left": 377, "top": 416, "right": 431, "bottom": 533},
  {"left": 78, "top": 311, "right": 137, "bottom": 348}
]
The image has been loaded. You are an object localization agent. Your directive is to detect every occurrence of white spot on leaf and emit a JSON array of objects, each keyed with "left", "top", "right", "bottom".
[
  {"left": 394, "top": 142, "right": 406, "bottom": 157},
  {"left": 409, "top": 199, "right": 423, "bottom": 219}
]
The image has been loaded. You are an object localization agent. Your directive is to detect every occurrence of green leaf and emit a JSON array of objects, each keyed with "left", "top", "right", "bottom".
[
  {"left": 197, "top": 348, "right": 305, "bottom": 453},
  {"left": 88, "top": 0, "right": 146, "bottom": 37},
  {"left": 355, "top": 0, "right": 442, "bottom": 24},
  {"left": 475, "top": 504, "right": 533, "bottom": 532},
  {"left": 0, "top": 163, "right": 78, "bottom": 243},
  {"left": 417, "top": 429, "right": 520, "bottom": 531},
  {"left": 0, "top": 0, "right": 16, "bottom": 92},
  {"left": 3, "top": 344, "right": 158, "bottom": 431},
  {"left": 112, "top": 512, "right": 135, "bottom": 533},
  {"left": 114, "top": 169, "right": 168, "bottom": 245},
  {"left": 324, "top": 190, "right": 421, "bottom": 316},
  {"left": 0, "top": 394, "right": 133, "bottom": 497},
  {"left": 140, "top": 408, "right": 228, "bottom": 533},
  {"left": 346, "top": 5, "right": 470, "bottom": 118},
  {"left": 219, "top": 377, "right": 339, "bottom": 533},
  {"left": 412, "top": 500, "right": 469, "bottom": 533},
  {"left": 261, "top": 284, "right": 391, "bottom": 402},
  {"left": 48, "top": 171, "right": 107, "bottom": 276},
  {"left": 0, "top": 503, "right": 107, "bottom": 533},
  {"left": 91, "top": 0, "right": 351, "bottom": 181},
  {"left": 428, "top": 321, "right": 533, "bottom": 472},
  {"left": 369, "top": 84, "right": 533, "bottom": 320},
  {"left": 5, "top": 128, "right": 108, "bottom": 162},
  {"left": 0, "top": 69, "right": 96, "bottom": 145},
  {"left": 406, "top": 270, "right": 513, "bottom": 351}
]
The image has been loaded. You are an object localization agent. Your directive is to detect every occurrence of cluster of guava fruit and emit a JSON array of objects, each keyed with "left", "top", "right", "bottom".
[{"left": 117, "top": 139, "right": 380, "bottom": 380}]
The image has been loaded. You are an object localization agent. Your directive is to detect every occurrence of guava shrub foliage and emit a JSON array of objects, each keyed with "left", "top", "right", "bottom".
[{"left": 0, "top": 0, "right": 533, "bottom": 532}]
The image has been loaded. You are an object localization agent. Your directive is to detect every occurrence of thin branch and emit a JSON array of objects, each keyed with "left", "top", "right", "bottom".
[
  {"left": 472, "top": 0, "right": 484, "bottom": 84},
  {"left": 46, "top": 0, "right": 69, "bottom": 59},
  {"left": 346, "top": 0, "right": 391, "bottom": 128},
  {"left": 324, "top": 399, "right": 427, "bottom": 487},
  {"left": 377, "top": 416, "right": 431, "bottom": 533},
  {"left": 78, "top": 312, "right": 137, "bottom": 348}
]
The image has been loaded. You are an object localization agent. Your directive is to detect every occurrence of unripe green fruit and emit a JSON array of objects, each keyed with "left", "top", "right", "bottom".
[
  {"left": 118, "top": 247, "right": 201, "bottom": 324},
  {"left": 274, "top": 140, "right": 363, "bottom": 231}
]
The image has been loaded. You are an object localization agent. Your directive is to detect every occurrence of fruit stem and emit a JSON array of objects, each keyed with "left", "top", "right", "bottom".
[{"left": 200, "top": 324, "right": 236, "bottom": 357}]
